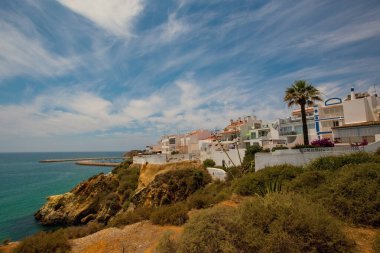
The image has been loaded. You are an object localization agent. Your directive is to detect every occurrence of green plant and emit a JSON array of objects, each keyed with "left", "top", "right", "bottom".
[
  {"left": 234, "top": 164, "right": 303, "bottom": 196},
  {"left": 284, "top": 80, "right": 322, "bottom": 145},
  {"left": 109, "top": 206, "right": 153, "bottom": 227},
  {"left": 243, "top": 145, "right": 262, "bottom": 165},
  {"left": 202, "top": 159, "right": 216, "bottom": 167},
  {"left": 63, "top": 221, "right": 104, "bottom": 239},
  {"left": 271, "top": 146, "right": 289, "bottom": 152},
  {"left": 374, "top": 233, "right": 380, "bottom": 253},
  {"left": 307, "top": 152, "right": 380, "bottom": 171},
  {"left": 187, "top": 181, "right": 231, "bottom": 209},
  {"left": 15, "top": 229, "right": 70, "bottom": 253},
  {"left": 292, "top": 144, "right": 316, "bottom": 149},
  {"left": 173, "top": 193, "right": 353, "bottom": 253},
  {"left": 156, "top": 231, "right": 178, "bottom": 253},
  {"left": 150, "top": 203, "right": 189, "bottom": 226},
  {"left": 318, "top": 163, "right": 380, "bottom": 226}
]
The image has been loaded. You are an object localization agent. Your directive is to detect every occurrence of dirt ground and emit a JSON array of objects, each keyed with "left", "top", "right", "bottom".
[{"left": 70, "top": 221, "right": 183, "bottom": 253}]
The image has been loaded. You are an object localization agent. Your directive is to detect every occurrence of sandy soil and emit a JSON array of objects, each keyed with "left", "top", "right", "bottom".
[{"left": 70, "top": 221, "right": 183, "bottom": 253}]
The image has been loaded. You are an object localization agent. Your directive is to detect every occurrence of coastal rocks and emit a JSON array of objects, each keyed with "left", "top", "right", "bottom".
[
  {"left": 132, "top": 168, "right": 211, "bottom": 207},
  {"left": 35, "top": 173, "right": 120, "bottom": 226}
]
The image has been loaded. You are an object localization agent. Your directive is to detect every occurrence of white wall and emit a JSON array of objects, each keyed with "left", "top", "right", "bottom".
[
  {"left": 255, "top": 148, "right": 363, "bottom": 171},
  {"left": 200, "top": 148, "right": 245, "bottom": 167}
]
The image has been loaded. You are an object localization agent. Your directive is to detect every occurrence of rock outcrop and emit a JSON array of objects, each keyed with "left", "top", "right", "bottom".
[
  {"left": 132, "top": 167, "right": 211, "bottom": 207},
  {"left": 35, "top": 173, "right": 121, "bottom": 226}
]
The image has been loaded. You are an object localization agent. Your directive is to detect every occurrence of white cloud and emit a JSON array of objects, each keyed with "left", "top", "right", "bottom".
[
  {"left": 0, "top": 22, "right": 77, "bottom": 79},
  {"left": 58, "top": 0, "right": 144, "bottom": 37},
  {"left": 161, "top": 13, "right": 189, "bottom": 42}
]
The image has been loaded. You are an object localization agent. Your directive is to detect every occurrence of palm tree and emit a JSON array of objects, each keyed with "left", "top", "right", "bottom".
[{"left": 284, "top": 80, "right": 322, "bottom": 145}]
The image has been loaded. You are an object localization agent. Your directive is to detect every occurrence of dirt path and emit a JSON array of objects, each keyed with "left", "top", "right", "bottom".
[
  {"left": 344, "top": 226, "right": 380, "bottom": 253},
  {"left": 70, "top": 221, "right": 182, "bottom": 253}
]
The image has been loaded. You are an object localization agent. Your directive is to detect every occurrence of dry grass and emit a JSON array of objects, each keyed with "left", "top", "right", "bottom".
[{"left": 137, "top": 161, "right": 203, "bottom": 190}]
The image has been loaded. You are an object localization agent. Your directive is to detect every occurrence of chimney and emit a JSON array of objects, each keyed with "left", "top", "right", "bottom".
[{"left": 351, "top": 87, "right": 356, "bottom": 100}]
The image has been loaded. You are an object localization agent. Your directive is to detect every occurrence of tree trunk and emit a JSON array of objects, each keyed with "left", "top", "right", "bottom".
[{"left": 300, "top": 102, "right": 309, "bottom": 145}]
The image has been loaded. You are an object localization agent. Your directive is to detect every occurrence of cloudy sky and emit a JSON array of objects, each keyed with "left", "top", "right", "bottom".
[{"left": 1, "top": 0, "right": 380, "bottom": 152}]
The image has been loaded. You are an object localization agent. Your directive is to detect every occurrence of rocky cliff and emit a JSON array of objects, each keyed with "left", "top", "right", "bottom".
[
  {"left": 35, "top": 173, "right": 120, "bottom": 225},
  {"left": 35, "top": 161, "right": 210, "bottom": 226}
]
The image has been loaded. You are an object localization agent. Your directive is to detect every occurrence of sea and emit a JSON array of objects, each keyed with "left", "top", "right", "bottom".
[{"left": 0, "top": 152, "right": 122, "bottom": 241}]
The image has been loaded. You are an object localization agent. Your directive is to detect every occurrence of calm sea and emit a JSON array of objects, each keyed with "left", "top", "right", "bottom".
[{"left": 0, "top": 152, "right": 121, "bottom": 241}]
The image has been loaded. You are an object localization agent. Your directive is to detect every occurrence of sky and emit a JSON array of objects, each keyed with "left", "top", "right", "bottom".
[{"left": 0, "top": 0, "right": 380, "bottom": 152}]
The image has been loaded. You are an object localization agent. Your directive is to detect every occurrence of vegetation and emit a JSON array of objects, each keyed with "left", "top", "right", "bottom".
[
  {"left": 150, "top": 203, "right": 189, "bottom": 226},
  {"left": 307, "top": 152, "right": 380, "bottom": 171},
  {"left": 292, "top": 144, "right": 316, "bottom": 149},
  {"left": 234, "top": 164, "right": 303, "bottom": 196},
  {"left": 15, "top": 230, "right": 70, "bottom": 253},
  {"left": 313, "top": 163, "right": 380, "bottom": 226},
  {"left": 167, "top": 193, "right": 353, "bottom": 253},
  {"left": 202, "top": 158, "right": 215, "bottom": 167},
  {"left": 311, "top": 138, "right": 335, "bottom": 147},
  {"left": 271, "top": 146, "right": 289, "bottom": 152},
  {"left": 63, "top": 221, "right": 104, "bottom": 239},
  {"left": 284, "top": 80, "right": 322, "bottom": 145},
  {"left": 108, "top": 206, "right": 153, "bottom": 227},
  {"left": 374, "top": 234, "right": 380, "bottom": 253},
  {"left": 186, "top": 181, "right": 231, "bottom": 209}
]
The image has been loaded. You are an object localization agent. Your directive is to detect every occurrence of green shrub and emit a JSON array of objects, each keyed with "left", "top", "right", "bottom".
[
  {"left": 109, "top": 206, "right": 153, "bottom": 227},
  {"left": 15, "top": 229, "right": 70, "bottom": 253},
  {"left": 150, "top": 203, "right": 189, "bottom": 226},
  {"left": 318, "top": 163, "right": 380, "bottom": 226},
  {"left": 187, "top": 181, "right": 231, "bottom": 209},
  {"left": 292, "top": 144, "right": 316, "bottom": 149},
  {"left": 63, "top": 221, "right": 104, "bottom": 239},
  {"left": 174, "top": 194, "right": 354, "bottom": 253},
  {"left": 308, "top": 152, "right": 380, "bottom": 171},
  {"left": 374, "top": 233, "right": 380, "bottom": 253},
  {"left": 243, "top": 145, "right": 262, "bottom": 165},
  {"left": 203, "top": 159, "right": 216, "bottom": 167},
  {"left": 288, "top": 170, "right": 332, "bottom": 193},
  {"left": 156, "top": 231, "right": 178, "bottom": 253},
  {"left": 234, "top": 164, "right": 303, "bottom": 196},
  {"left": 271, "top": 146, "right": 289, "bottom": 152}
]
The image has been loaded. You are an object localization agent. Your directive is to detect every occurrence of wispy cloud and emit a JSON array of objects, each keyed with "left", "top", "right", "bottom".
[
  {"left": 58, "top": 0, "right": 144, "bottom": 37},
  {"left": 0, "top": 22, "right": 77, "bottom": 79}
]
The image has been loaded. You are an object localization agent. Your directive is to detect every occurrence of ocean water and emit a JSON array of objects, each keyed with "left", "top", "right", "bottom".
[{"left": 0, "top": 152, "right": 121, "bottom": 241}]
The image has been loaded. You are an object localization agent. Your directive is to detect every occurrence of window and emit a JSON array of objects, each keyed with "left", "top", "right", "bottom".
[{"left": 333, "top": 121, "right": 339, "bottom": 127}]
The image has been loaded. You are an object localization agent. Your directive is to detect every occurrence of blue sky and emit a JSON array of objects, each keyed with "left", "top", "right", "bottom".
[{"left": 1, "top": 0, "right": 380, "bottom": 152}]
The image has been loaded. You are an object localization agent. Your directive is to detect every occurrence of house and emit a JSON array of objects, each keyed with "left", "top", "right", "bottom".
[
  {"left": 332, "top": 87, "right": 380, "bottom": 144},
  {"left": 178, "top": 130, "right": 212, "bottom": 154},
  {"left": 160, "top": 134, "right": 180, "bottom": 154},
  {"left": 244, "top": 121, "right": 286, "bottom": 149}
]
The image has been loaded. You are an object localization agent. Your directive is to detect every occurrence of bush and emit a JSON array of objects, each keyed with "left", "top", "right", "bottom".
[
  {"left": 174, "top": 194, "right": 353, "bottom": 253},
  {"left": 187, "top": 181, "right": 231, "bottom": 209},
  {"left": 115, "top": 166, "right": 140, "bottom": 203},
  {"left": 150, "top": 203, "right": 188, "bottom": 226},
  {"left": 311, "top": 138, "right": 335, "bottom": 147},
  {"left": 374, "top": 234, "right": 380, "bottom": 253},
  {"left": 318, "top": 163, "right": 380, "bottom": 226},
  {"left": 243, "top": 145, "right": 262, "bottom": 165},
  {"left": 63, "top": 221, "right": 104, "bottom": 239},
  {"left": 109, "top": 206, "right": 153, "bottom": 227},
  {"left": 292, "top": 144, "right": 316, "bottom": 149},
  {"left": 156, "top": 231, "right": 178, "bottom": 253},
  {"left": 271, "top": 146, "right": 289, "bottom": 152},
  {"left": 234, "top": 164, "right": 303, "bottom": 196},
  {"left": 203, "top": 159, "right": 215, "bottom": 167},
  {"left": 307, "top": 152, "right": 380, "bottom": 171},
  {"left": 15, "top": 229, "right": 70, "bottom": 253}
]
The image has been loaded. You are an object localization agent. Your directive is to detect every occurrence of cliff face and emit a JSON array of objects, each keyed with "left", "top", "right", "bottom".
[
  {"left": 35, "top": 173, "right": 120, "bottom": 226},
  {"left": 132, "top": 167, "right": 211, "bottom": 207},
  {"left": 35, "top": 161, "right": 210, "bottom": 226}
]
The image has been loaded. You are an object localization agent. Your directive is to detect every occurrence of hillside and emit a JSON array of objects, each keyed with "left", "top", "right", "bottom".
[{"left": 7, "top": 152, "right": 380, "bottom": 252}]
